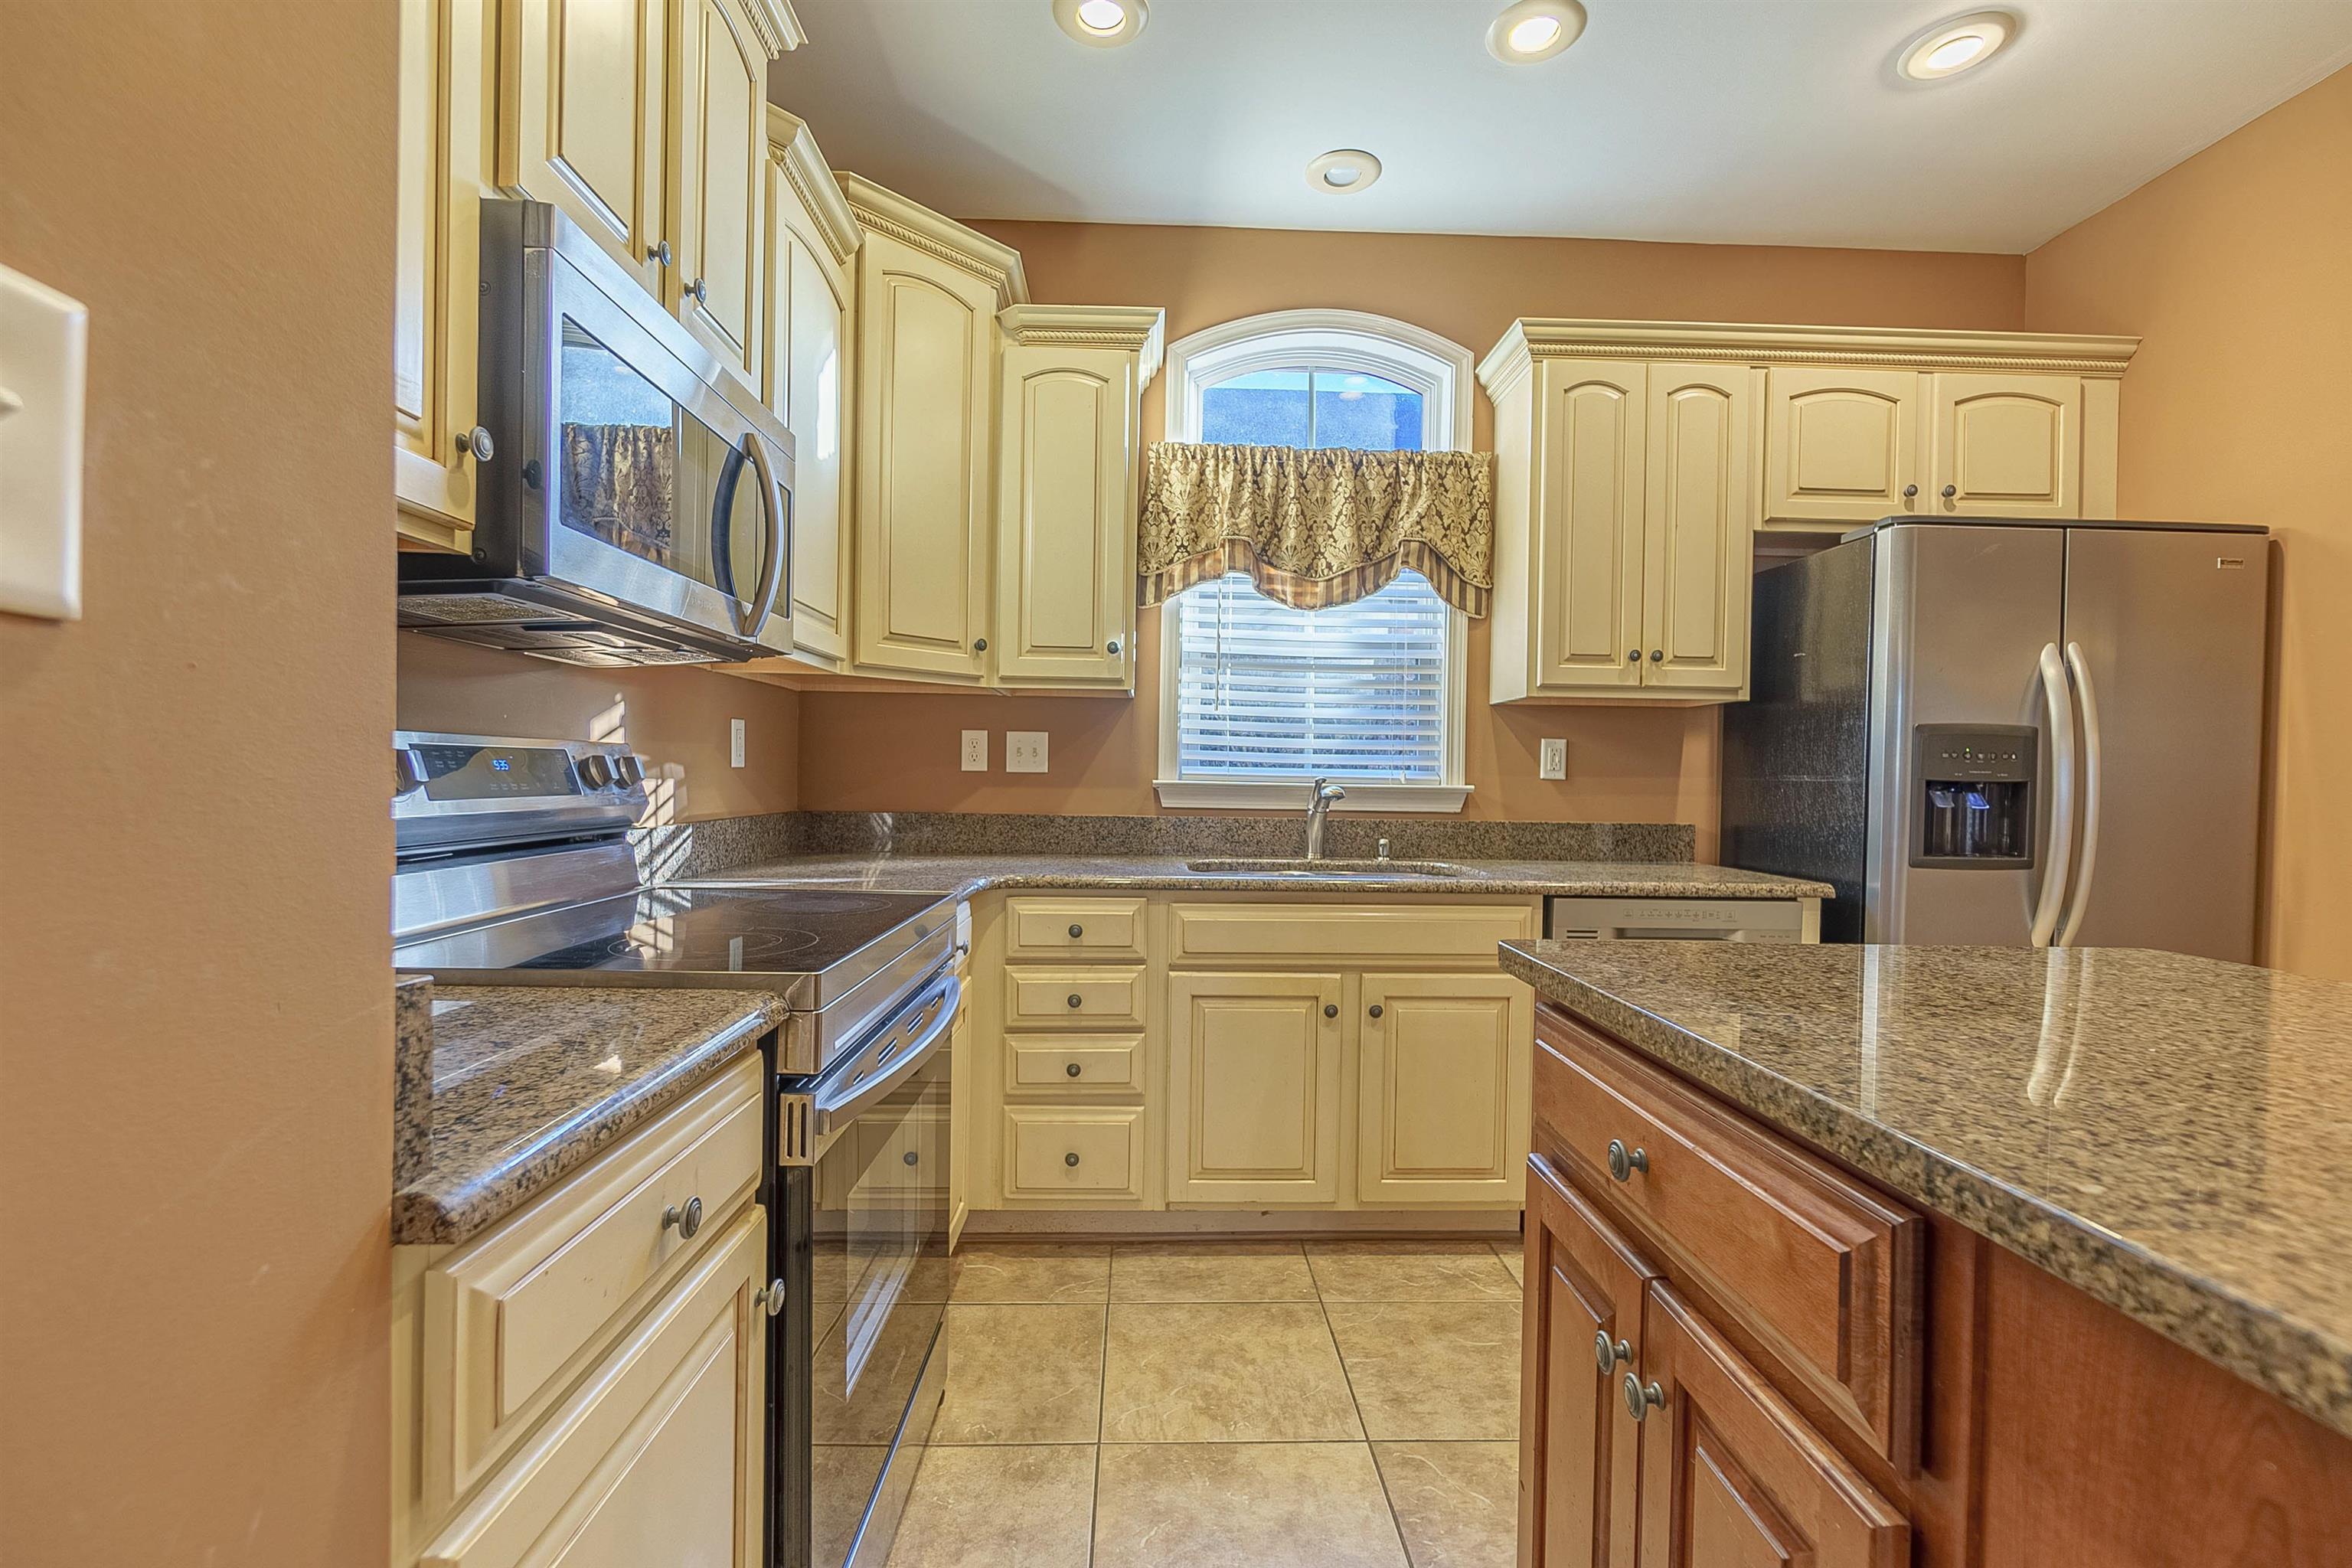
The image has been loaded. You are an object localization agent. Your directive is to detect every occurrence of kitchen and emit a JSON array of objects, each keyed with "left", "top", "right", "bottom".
[{"left": 3, "top": 3, "right": 2349, "bottom": 1567}]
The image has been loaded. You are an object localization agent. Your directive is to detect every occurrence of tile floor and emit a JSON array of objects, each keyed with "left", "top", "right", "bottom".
[{"left": 887, "top": 1236, "right": 1527, "bottom": 1568}]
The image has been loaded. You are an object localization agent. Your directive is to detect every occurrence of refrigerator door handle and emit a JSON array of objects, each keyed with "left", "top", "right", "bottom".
[
  {"left": 2029, "top": 642, "right": 2077, "bottom": 948},
  {"left": 2056, "top": 641, "right": 2104, "bottom": 948}
]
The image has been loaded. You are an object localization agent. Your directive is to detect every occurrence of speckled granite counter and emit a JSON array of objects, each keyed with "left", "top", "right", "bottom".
[
  {"left": 1498, "top": 940, "right": 2352, "bottom": 1439},
  {"left": 696, "top": 852, "right": 1831, "bottom": 900},
  {"left": 393, "top": 986, "right": 786, "bottom": 1246}
]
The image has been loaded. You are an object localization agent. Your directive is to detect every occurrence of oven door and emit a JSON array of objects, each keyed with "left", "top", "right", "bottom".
[{"left": 775, "top": 967, "right": 957, "bottom": 1568}]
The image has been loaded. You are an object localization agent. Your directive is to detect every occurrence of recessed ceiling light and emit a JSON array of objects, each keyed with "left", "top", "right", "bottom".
[
  {"left": 1896, "top": 10, "right": 2018, "bottom": 82},
  {"left": 1307, "top": 149, "right": 1382, "bottom": 195},
  {"left": 1053, "top": 0, "right": 1146, "bottom": 48},
  {"left": 1487, "top": 0, "right": 1586, "bottom": 64}
]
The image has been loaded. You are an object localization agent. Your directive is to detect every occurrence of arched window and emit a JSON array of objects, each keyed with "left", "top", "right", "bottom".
[{"left": 1155, "top": 310, "right": 1475, "bottom": 812}]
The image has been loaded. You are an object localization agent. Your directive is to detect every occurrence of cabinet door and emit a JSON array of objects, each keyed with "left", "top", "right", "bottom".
[
  {"left": 765, "top": 172, "right": 854, "bottom": 665},
  {"left": 1762, "top": 367, "right": 1919, "bottom": 524},
  {"left": 672, "top": 0, "right": 766, "bottom": 378},
  {"left": 1640, "top": 364, "right": 1756, "bottom": 694},
  {"left": 420, "top": 1205, "right": 768, "bottom": 1568},
  {"left": 1927, "top": 372, "right": 2082, "bottom": 518},
  {"left": 1357, "top": 972, "right": 1532, "bottom": 1204},
  {"left": 851, "top": 232, "right": 996, "bottom": 681},
  {"left": 993, "top": 344, "right": 1137, "bottom": 688},
  {"left": 1521, "top": 1155, "right": 1655, "bottom": 1568},
  {"left": 1635, "top": 1283, "right": 1908, "bottom": 1568},
  {"left": 499, "top": 0, "right": 668, "bottom": 299},
  {"left": 1534, "top": 361, "right": 1648, "bottom": 692},
  {"left": 394, "top": 0, "right": 488, "bottom": 547},
  {"left": 1166, "top": 972, "right": 1344, "bottom": 1204}
]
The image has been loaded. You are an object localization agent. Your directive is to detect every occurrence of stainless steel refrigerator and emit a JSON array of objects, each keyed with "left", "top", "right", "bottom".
[{"left": 1721, "top": 517, "right": 2269, "bottom": 959}]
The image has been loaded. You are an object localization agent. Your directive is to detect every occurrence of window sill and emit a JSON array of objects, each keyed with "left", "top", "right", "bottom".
[{"left": 1152, "top": 779, "right": 1475, "bottom": 814}]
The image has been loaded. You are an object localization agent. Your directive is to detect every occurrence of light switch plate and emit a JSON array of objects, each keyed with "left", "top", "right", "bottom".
[
  {"left": 730, "top": 718, "right": 746, "bottom": 768},
  {"left": 1005, "top": 731, "right": 1048, "bottom": 774},
  {"left": 1538, "top": 738, "right": 1568, "bottom": 780},
  {"left": 0, "top": 265, "right": 89, "bottom": 620},
  {"left": 960, "top": 730, "right": 988, "bottom": 772}
]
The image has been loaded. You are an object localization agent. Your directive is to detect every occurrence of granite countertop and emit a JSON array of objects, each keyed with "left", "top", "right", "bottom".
[
  {"left": 696, "top": 852, "right": 1832, "bottom": 901},
  {"left": 393, "top": 985, "right": 786, "bottom": 1246},
  {"left": 1498, "top": 940, "right": 2352, "bottom": 1439}
]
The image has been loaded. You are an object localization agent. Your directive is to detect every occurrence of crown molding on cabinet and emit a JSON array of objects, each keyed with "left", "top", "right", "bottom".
[
  {"left": 1478, "top": 318, "right": 2142, "bottom": 394},
  {"left": 765, "top": 107, "right": 861, "bottom": 267},
  {"left": 743, "top": 0, "right": 806, "bottom": 57},
  {"left": 999, "top": 304, "right": 1166, "bottom": 388},
  {"left": 838, "top": 172, "right": 1031, "bottom": 308}
]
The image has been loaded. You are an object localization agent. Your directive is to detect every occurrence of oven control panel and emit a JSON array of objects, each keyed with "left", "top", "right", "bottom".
[{"left": 393, "top": 730, "right": 649, "bottom": 856}]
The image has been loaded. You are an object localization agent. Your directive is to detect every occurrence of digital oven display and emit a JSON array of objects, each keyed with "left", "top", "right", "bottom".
[{"left": 413, "top": 744, "right": 580, "bottom": 800}]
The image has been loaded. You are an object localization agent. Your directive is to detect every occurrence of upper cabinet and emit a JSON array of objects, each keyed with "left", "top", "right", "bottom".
[
  {"left": 672, "top": 0, "right": 795, "bottom": 379},
  {"left": 1480, "top": 321, "right": 2136, "bottom": 704}
]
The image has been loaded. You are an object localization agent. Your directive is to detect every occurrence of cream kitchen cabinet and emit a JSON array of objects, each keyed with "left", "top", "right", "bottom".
[
  {"left": 1927, "top": 371, "right": 2089, "bottom": 518},
  {"left": 393, "top": 0, "right": 492, "bottom": 552},
  {"left": 991, "top": 305, "right": 1163, "bottom": 689},
  {"left": 1641, "top": 362, "right": 1758, "bottom": 694},
  {"left": 1763, "top": 366, "right": 1922, "bottom": 525},
  {"left": 1357, "top": 972, "right": 1533, "bottom": 1205},
  {"left": 759, "top": 108, "right": 859, "bottom": 668},
  {"left": 1165, "top": 970, "right": 1348, "bottom": 1206}
]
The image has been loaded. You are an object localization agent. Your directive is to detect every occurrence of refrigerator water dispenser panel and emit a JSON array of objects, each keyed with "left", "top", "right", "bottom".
[{"left": 1912, "top": 723, "right": 2036, "bottom": 868}]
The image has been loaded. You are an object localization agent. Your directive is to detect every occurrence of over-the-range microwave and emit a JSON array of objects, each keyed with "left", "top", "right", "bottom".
[{"left": 400, "top": 200, "right": 794, "bottom": 667}]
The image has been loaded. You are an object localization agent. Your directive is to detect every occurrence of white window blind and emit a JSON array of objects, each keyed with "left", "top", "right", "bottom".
[{"left": 1172, "top": 570, "right": 1450, "bottom": 782}]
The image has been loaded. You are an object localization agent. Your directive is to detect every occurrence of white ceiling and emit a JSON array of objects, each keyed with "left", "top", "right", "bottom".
[{"left": 769, "top": 0, "right": 2352, "bottom": 253}]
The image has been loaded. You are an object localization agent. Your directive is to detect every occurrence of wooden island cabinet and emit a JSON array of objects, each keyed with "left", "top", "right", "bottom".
[{"left": 1522, "top": 1001, "right": 2352, "bottom": 1568}]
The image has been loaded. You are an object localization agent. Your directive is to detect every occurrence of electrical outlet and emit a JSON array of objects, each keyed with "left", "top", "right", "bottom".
[
  {"left": 1005, "top": 730, "right": 1048, "bottom": 774},
  {"left": 1538, "top": 737, "right": 1568, "bottom": 780},
  {"left": 960, "top": 730, "right": 988, "bottom": 772},
  {"left": 730, "top": 718, "right": 746, "bottom": 769}
]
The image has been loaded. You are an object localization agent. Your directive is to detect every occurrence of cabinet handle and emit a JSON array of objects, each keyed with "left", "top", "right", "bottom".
[
  {"left": 648, "top": 240, "right": 673, "bottom": 268},
  {"left": 1942, "top": 484, "right": 1958, "bottom": 501},
  {"left": 1595, "top": 1332, "right": 1631, "bottom": 1374},
  {"left": 1106, "top": 639, "right": 1122, "bottom": 655},
  {"left": 1605, "top": 1139, "right": 1648, "bottom": 1182},
  {"left": 1626, "top": 649, "right": 1640, "bottom": 662},
  {"left": 662, "top": 1195, "right": 704, "bottom": 1240},
  {"left": 459, "top": 425, "right": 495, "bottom": 463},
  {"left": 1367, "top": 1004, "right": 1384, "bottom": 1020},
  {"left": 1649, "top": 649, "right": 1664, "bottom": 662},
  {"left": 1064, "top": 1152, "right": 1081, "bottom": 1168},
  {"left": 1622, "top": 1373, "right": 1666, "bottom": 1421},
  {"left": 974, "top": 637, "right": 988, "bottom": 652},
  {"left": 757, "top": 1277, "right": 787, "bottom": 1317},
  {"left": 1068, "top": 923, "right": 1085, "bottom": 938},
  {"left": 1066, "top": 1061, "right": 1083, "bottom": 1077},
  {"left": 1324, "top": 1003, "right": 1339, "bottom": 1019},
  {"left": 1067, "top": 993, "right": 1083, "bottom": 1009},
  {"left": 1903, "top": 483, "right": 1919, "bottom": 502},
  {"left": 688, "top": 276, "right": 709, "bottom": 305}
]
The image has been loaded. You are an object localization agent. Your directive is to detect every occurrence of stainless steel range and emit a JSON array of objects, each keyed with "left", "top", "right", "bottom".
[{"left": 392, "top": 730, "right": 956, "bottom": 1568}]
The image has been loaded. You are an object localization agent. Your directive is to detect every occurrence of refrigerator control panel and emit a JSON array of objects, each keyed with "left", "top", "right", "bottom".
[{"left": 1912, "top": 723, "right": 2036, "bottom": 869}]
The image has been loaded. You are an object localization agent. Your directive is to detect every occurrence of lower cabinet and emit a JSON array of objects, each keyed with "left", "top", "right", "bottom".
[
  {"left": 1359, "top": 972, "right": 1531, "bottom": 1204},
  {"left": 1165, "top": 971, "right": 1345, "bottom": 1205},
  {"left": 1004, "top": 1105, "right": 1145, "bottom": 1200}
]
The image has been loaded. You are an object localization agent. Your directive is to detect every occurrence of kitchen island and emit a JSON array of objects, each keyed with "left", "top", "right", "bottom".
[{"left": 1499, "top": 939, "right": 2352, "bottom": 1568}]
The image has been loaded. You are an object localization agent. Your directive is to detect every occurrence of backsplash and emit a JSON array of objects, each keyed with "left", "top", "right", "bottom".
[{"left": 635, "top": 810, "right": 1695, "bottom": 880}]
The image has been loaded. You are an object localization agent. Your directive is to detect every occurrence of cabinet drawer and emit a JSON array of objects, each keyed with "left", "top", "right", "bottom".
[
  {"left": 420, "top": 1056, "right": 765, "bottom": 1506},
  {"left": 1004, "top": 1107, "right": 1144, "bottom": 1200},
  {"left": 1005, "top": 896, "right": 1148, "bottom": 961},
  {"left": 1007, "top": 1034, "right": 1144, "bottom": 1095},
  {"left": 1170, "top": 902, "right": 1533, "bottom": 964},
  {"left": 1534, "top": 1009, "right": 1920, "bottom": 1468},
  {"left": 1003, "top": 964, "right": 1145, "bottom": 1028}
]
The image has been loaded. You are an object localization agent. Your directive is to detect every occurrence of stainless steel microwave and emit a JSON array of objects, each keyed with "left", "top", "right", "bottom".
[{"left": 399, "top": 201, "right": 794, "bottom": 666}]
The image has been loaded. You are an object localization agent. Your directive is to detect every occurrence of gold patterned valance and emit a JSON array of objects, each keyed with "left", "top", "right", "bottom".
[{"left": 1138, "top": 443, "right": 1495, "bottom": 617}]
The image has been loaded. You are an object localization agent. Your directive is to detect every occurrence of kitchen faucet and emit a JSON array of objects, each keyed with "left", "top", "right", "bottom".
[{"left": 1305, "top": 776, "right": 1347, "bottom": 861}]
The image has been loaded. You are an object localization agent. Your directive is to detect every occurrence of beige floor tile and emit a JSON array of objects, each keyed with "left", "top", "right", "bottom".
[
  {"left": 1494, "top": 1241, "right": 1525, "bottom": 1285},
  {"left": 1093, "top": 1442, "right": 1409, "bottom": 1568},
  {"left": 1111, "top": 1241, "right": 1317, "bottom": 1302},
  {"left": 884, "top": 1444, "right": 1096, "bottom": 1568},
  {"left": 951, "top": 1241, "right": 1112, "bottom": 1303},
  {"left": 1326, "top": 1302, "right": 1521, "bottom": 1440},
  {"left": 1374, "top": 1442, "right": 1520, "bottom": 1568},
  {"left": 929, "top": 1304, "right": 1106, "bottom": 1443},
  {"left": 1102, "top": 1302, "right": 1362, "bottom": 1442},
  {"left": 811, "top": 1446, "right": 889, "bottom": 1568},
  {"left": 814, "top": 1299, "right": 945, "bottom": 1446},
  {"left": 1307, "top": 1240, "right": 1523, "bottom": 1302}
]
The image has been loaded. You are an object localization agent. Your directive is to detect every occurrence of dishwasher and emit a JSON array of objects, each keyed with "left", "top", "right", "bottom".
[{"left": 1544, "top": 896, "right": 1809, "bottom": 942}]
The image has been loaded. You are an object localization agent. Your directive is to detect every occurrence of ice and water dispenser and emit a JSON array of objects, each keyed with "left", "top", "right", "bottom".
[{"left": 1909, "top": 724, "right": 2036, "bottom": 867}]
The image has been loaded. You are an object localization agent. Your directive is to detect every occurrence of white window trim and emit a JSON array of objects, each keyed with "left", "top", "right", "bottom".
[{"left": 1154, "top": 309, "right": 1477, "bottom": 813}]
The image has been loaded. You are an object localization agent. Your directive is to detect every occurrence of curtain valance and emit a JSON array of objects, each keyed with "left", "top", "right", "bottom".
[{"left": 1137, "top": 442, "right": 1495, "bottom": 617}]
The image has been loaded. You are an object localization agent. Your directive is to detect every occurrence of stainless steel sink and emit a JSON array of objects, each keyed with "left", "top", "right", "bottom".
[{"left": 1183, "top": 857, "right": 1464, "bottom": 878}]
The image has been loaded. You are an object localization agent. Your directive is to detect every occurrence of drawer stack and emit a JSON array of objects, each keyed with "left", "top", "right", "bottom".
[{"left": 998, "top": 896, "right": 1149, "bottom": 1202}]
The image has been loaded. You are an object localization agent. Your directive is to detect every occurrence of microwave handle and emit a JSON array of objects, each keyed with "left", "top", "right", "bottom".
[{"left": 733, "top": 428, "right": 787, "bottom": 640}]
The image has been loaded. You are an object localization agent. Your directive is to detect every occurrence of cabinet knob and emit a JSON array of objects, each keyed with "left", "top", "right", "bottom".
[
  {"left": 1595, "top": 1332, "right": 1631, "bottom": 1374},
  {"left": 459, "top": 425, "right": 495, "bottom": 463},
  {"left": 1324, "top": 1003, "right": 1339, "bottom": 1019},
  {"left": 1649, "top": 649, "right": 1664, "bottom": 662},
  {"left": 648, "top": 240, "right": 673, "bottom": 268},
  {"left": 1903, "top": 483, "right": 1919, "bottom": 502},
  {"left": 974, "top": 637, "right": 988, "bottom": 652},
  {"left": 757, "top": 1277, "right": 787, "bottom": 1317},
  {"left": 1066, "top": 1061, "right": 1083, "bottom": 1077},
  {"left": 1067, "top": 993, "right": 1083, "bottom": 1009},
  {"left": 1622, "top": 1373, "right": 1666, "bottom": 1422},
  {"left": 1367, "top": 1004, "right": 1384, "bottom": 1020},
  {"left": 662, "top": 1195, "right": 704, "bottom": 1240},
  {"left": 688, "top": 276, "right": 708, "bottom": 305},
  {"left": 1942, "top": 484, "right": 1958, "bottom": 500},
  {"left": 1106, "top": 639, "right": 1122, "bottom": 655},
  {"left": 1605, "top": 1139, "right": 1648, "bottom": 1182},
  {"left": 1626, "top": 649, "right": 1640, "bottom": 662},
  {"left": 1069, "top": 923, "right": 1085, "bottom": 938},
  {"left": 1064, "top": 1152, "right": 1081, "bottom": 1168}
]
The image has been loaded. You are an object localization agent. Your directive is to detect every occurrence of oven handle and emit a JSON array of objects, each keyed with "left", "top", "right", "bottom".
[{"left": 812, "top": 969, "right": 960, "bottom": 1135}]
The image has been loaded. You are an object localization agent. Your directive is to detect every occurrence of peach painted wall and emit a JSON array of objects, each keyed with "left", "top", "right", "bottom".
[
  {"left": 2025, "top": 66, "right": 2352, "bottom": 980},
  {"left": 797, "top": 220, "right": 2029, "bottom": 851},
  {"left": 0, "top": 3, "right": 395, "bottom": 1563}
]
